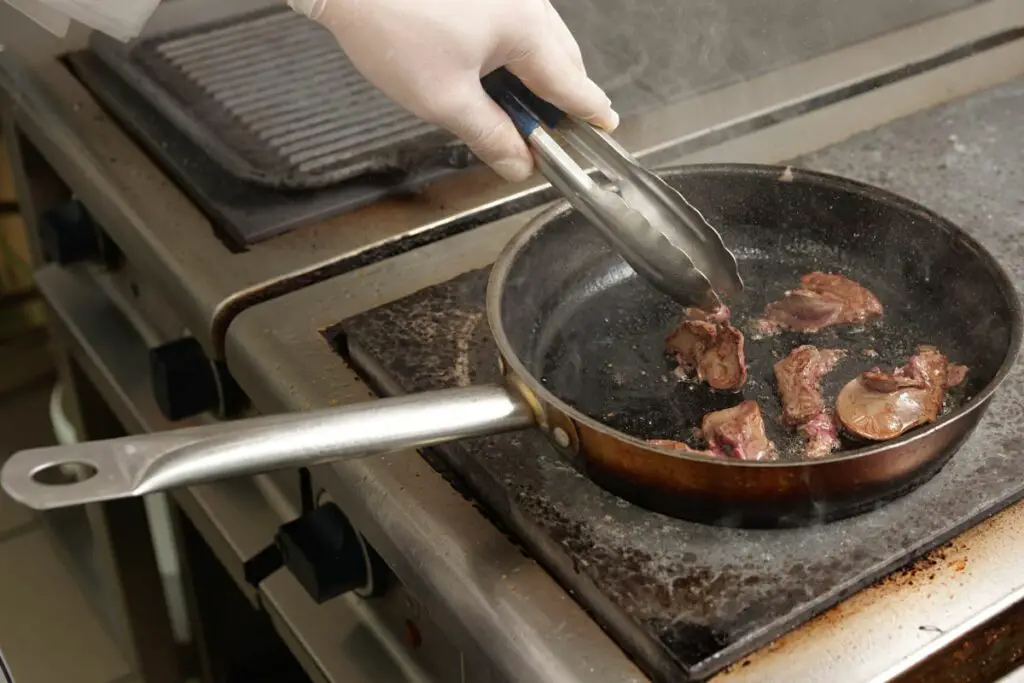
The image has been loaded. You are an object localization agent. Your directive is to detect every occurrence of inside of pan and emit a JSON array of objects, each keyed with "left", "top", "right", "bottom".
[{"left": 497, "top": 164, "right": 1016, "bottom": 461}]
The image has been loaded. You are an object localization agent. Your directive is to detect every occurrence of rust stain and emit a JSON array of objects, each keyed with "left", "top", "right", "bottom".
[
  {"left": 716, "top": 504, "right": 1024, "bottom": 681},
  {"left": 948, "top": 557, "right": 968, "bottom": 572},
  {"left": 876, "top": 539, "right": 956, "bottom": 590},
  {"left": 719, "top": 538, "right": 967, "bottom": 678}
]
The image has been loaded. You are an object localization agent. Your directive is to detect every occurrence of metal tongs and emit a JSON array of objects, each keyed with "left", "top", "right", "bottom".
[{"left": 483, "top": 69, "right": 743, "bottom": 311}]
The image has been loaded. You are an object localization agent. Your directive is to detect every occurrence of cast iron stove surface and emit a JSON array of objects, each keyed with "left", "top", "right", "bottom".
[{"left": 329, "top": 78, "right": 1024, "bottom": 682}]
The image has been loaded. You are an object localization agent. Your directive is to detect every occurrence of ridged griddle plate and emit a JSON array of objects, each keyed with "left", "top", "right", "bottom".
[{"left": 89, "top": 3, "right": 471, "bottom": 189}]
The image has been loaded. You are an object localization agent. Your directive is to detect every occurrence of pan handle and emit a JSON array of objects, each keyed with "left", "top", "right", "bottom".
[{"left": 1, "top": 385, "right": 535, "bottom": 511}]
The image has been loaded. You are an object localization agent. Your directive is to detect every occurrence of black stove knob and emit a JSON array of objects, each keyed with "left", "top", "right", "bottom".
[
  {"left": 276, "top": 503, "right": 372, "bottom": 603},
  {"left": 150, "top": 337, "right": 246, "bottom": 421},
  {"left": 150, "top": 337, "right": 220, "bottom": 421},
  {"left": 38, "top": 201, "right": 99, "bottom": 265}
]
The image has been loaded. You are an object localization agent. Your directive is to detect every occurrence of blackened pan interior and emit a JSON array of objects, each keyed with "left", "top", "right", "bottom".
[{"left": 496, "top": 164, "right": 1018, "bottom": 462}]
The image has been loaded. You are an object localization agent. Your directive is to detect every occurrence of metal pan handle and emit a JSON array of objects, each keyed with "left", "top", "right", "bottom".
[{"left": 1, "top": 385, "right": 535, "bottom": 510}]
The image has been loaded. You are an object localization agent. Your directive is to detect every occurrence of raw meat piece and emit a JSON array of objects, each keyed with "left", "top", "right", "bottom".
[
  {"left": 797, "top": 412, "right": 842, "bottom": 460},
  {"left": 773, "top": 345, "right": 846, "bottom": 458},
  {"left": 774, "top": 345, "right": 847, "bottom": 426},
  {"left": 701, "top": 400, "right": 777, "bottom": 462},
  {"left": 684, "top": 304, "right": 731, "bottom": 325},
  {"left": 837, "top": 345, "right": 968, "bottom": 441},
  {"left": 756, "top": 272, "right": 883, "bottom": 334},
  {"left": 666, "top": 316, "right": 747, "bottom": 391}
]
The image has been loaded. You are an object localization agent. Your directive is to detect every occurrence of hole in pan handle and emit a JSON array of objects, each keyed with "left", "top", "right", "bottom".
[{"left": 0, "top": 386, "right": 535, "bottom": 510}]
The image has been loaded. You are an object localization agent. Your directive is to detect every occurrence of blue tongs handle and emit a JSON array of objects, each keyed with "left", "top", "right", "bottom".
[{"left": 481, "top": 68, "right": 566, "bottom": 137}]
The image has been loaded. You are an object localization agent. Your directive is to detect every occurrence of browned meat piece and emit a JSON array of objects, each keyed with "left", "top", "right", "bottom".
[
  {"left": 797, "top": 412, "right": 841, "bottom": 459},
  {"left": 666, "top": 318, "right": 747, "bottom": 391},
  {"left": 773, "top": 345, "right": 846, "bottom": 458},
  {"left": 860, "top": 369, "right": 926, "bottom": 392},
  {"left": 761, "top": 289, "right": 844, "bottom": 334},
  {"left": 801, "top": 272, "right": 883, "bottom": 321},
  {"left": 837, "top": 346, "right": 968, "bottom": 441},
  {"left": 756, "top": 272, "right": 883, "bottom": 334},
  {"left": 648, "top": 401, "right": 776, "bottom": 461},
  {"left": 773, "top": 345, "right": 847, "bottom": 426},
  {"left": 701, "top": 400, "right": 777, "bottom": 462}
]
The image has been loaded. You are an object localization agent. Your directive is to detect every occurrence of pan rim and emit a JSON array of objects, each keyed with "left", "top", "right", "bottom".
[{"left": 486, "top": 162, "right": 1024, "bottom": 469}]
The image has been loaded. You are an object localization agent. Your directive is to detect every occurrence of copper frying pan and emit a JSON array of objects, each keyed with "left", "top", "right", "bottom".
[{"left": 3, "top": 164, "right": 1020, "bottom": 527}]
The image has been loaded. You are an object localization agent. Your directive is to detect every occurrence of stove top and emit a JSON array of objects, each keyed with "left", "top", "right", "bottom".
[{"left": 330, "top": 261, "right": 1024, "bottom": 681}]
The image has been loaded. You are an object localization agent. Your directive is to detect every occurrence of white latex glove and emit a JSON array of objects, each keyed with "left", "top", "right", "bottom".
[{"left": 289, "top": 0, "right": 619, "bottom": 182}]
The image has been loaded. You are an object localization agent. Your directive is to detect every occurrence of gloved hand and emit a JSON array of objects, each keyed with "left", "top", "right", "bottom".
[{"left": 289, "top": 0, "right": 619, "bottom": 182}]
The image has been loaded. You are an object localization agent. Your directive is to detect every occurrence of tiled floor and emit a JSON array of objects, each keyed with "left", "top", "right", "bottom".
[{"left": 0, "top": 379, "right": 137, "bottom": 683}]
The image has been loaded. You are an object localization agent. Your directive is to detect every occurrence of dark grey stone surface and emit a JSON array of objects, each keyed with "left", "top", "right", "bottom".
[{"left": 336, "top": 78, "right": 1024, "bottom": 682}]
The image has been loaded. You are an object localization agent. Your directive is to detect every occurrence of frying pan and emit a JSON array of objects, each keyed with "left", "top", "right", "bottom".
[{"left": 3, "top": 164, "right": 1020, "bottom": 527}]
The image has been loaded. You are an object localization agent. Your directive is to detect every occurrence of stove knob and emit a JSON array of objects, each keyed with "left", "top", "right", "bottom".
[
  {"left": 150, "top": 338, "right": 217, "bottom": 421},
  {"left": 38, "top": 201, "right": 99, "bottom": 265},
  {"left": 150, "top": 337, "right": 239, "bottom": 421},
  {"left": 276, "top": 503, "right": 375, "bottom": 603}
]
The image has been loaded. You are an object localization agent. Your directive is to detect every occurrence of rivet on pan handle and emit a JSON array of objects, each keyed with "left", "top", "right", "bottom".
[
  {"left": 546, "top": 409, "right": 581, "bottom": 458},
  {"left": 499, "top": 357, "right": 580, "bottom": 456}
]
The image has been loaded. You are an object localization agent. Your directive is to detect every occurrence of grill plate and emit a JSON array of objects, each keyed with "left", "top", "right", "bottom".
[{"left": 90, "top": 6, "right": 472, "bottom": 189}]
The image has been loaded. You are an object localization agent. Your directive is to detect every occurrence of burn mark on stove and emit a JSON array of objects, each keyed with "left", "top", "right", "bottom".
[
  {"left": 878, "top": 538, "right": 954, "bottom": 589},
  {"left": 647, "top": 618, "right": 730, "bottom": 664}
]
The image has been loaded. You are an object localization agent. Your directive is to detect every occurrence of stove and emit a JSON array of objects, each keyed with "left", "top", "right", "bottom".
[
  {"left": 5, "top": 1, "right": 1024, "bottom": 682},
  {"left": 224, "top": 44, "right": 1024, "bottom": 683}
]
